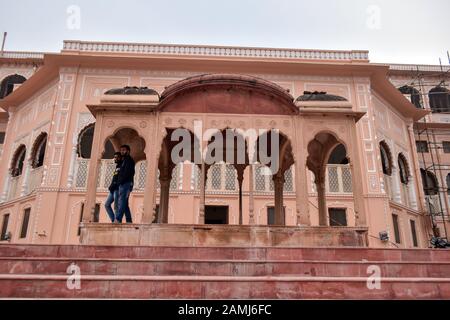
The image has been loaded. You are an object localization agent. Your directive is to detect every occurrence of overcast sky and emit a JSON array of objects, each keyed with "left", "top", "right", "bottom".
[{"left": 0, "top": 0, "right": 449, "bottom": 65}]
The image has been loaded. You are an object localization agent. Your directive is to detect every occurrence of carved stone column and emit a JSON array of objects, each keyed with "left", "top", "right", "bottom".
[
  {"left": 294, "top": 117, "right": 310, "bottom": 226},
  {"left": 158, "top": 176, "right": 171, "bottom": 224},
  {"left": 236, "top": 166, "right": 245, "bottom": 225},
  {"left": 407, "top": 175, "right": 418, "bottom": 210},
  {"left": 316, "top": 173, "right": 328, "bottom": 226},
  {"left": 348, "top": 119, "right": 368, "bottom": 226},
  {"left": 391, "top": 166, "right": 402, "bottom": 203},
  {"left": 142, "top": 115, "right": 160, "bottom": 224},
  {"left": 0, "top": 174, "right": 11, "bottom": 203},
  {"left": 20, "top": 159, "right": 32, "bottom": 196},
  {"left": 248, "top": 164, "right": 255, "bottom": 225},
  {"left": 82, "top": 117, "right": 103, "bottom": 223},
  {"left": 273, "top": 174, "right": 285, "bottom": 225},
  {"left": 66, "top": 140, "right": 78, "bottom": 188},
  {"left": 199, "top": 162, "right": 206, "bottom": 224}
]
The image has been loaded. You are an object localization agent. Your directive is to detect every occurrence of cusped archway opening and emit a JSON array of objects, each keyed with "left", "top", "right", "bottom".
[
  {"left": 10, "top": 144, "right": 27, "bottom": 177},
  {"left": 31, "top": 132, "right": 48, "bottom": 169},
  {"left": 156, "top": 128, "right": 201, "bottom": 224},
  {"left": 0, "top": 74, "right": 27, "bottom": 98},
  {"left": 107, "top": 128, "right": 146, "bottom": 162},
  {"left": 78, "top": 124, "right": 115, "bottom": 160},
  {"left": 429, "top": 86, "right": 450, "bottom": 113},
  {"left": 307, "top": 132, "right": 355, "bottom": 226}
]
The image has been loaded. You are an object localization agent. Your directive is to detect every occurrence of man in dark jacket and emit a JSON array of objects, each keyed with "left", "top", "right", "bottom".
[
  {"left": 105, "top": 152, "right": 122, "bottom": 223},
  {"left": 115, "top": 145, "right": 135, "bottom": 223}
]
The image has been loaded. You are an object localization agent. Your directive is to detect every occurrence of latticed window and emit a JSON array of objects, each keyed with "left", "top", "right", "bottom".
[
  {"left": 328, "top": 166, "right": 339, "bottom": 193},
  {"left": 204, "top": 163, "right": 237, "bottom": 191},
  {"left": 103, "top": 161, "right": 116, "bottom": 189},
  {"left": 75, "top": 159, "right": 89, "bottom": 188},
  {"left": 210, "top": 165, "right": 222, "bottom": 190},
  {"left": 135, "top": 161, "right": 147, "bottom": 190},
  {"left": 284, "top": 167, "right": 294, "bottom": 192},
  {"left": 255, "top": 165, "right": 268, "bottom": 191},
  {"left": 170, "top": 164, "right": 181, "bottom": 190},
  {"left": 254, "top": 164, "right": 293, "bottom": 192},
  {"left": 193, "top": 164, "right": 201, "bottom": 190},
  {"left": 326, "top": 165, "right": 352, "bottom": 194},
  {"left": 342, "top": 166, "right": 353, "bottom": 193},
  {"left": 156, "top": 163, "right": 181, "bottom": 190},
  {"left": 225, "top": 165, "right": 236, "bottom": 191}
]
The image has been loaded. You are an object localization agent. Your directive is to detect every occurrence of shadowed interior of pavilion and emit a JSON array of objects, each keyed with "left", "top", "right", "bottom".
[{"left": 80, "top": 74, "right": 368, "bottom": 247}]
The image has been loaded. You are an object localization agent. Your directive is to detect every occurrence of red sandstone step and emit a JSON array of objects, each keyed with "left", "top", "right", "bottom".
[
  {"left": 1, "top": 245, "right": 449, "bottom": 262},
  {"left": 1, "top": 257, "right": 450, "bottom": 278},
  {"left": 1, "top": 274, "right": 449, "bottom": 299}
]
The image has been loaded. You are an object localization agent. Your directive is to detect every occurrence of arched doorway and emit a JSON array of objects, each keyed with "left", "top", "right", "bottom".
[
  {"left": 203, "top": 129, "right": 249, "bottom": 225},
  {"left": 307, "top": 132, "right": 354, "bottom": 226},
  {"left": 157, "top": 128, "right": 200, "bottom": 223},
  {"left": 254, "top": 129, "right": 294, "bottom": 225}
]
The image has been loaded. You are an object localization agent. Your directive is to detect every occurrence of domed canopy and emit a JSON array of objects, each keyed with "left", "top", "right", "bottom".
[
  {"left": 429, "top": 86, "right": 450, "bottom": 113},
  {"left": 296, "top": 91, "right": 348, "bottom": 102},
  {"left": 398, "top": 85, "right": 419, "bottom": 95},
  {"left": 398, "top": 85, "right": 422, "bottom": 109},
  {"left": 159, "top": 74, "right": 297, "bottom": 115},
  {"left": 429, "top": 86, "right": 449, "bottom": 94},
  {"left": 105, "top": 86, "right": 159, "bottom": 96}
]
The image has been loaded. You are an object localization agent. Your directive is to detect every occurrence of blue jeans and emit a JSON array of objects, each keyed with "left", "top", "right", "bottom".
[
  {"left": 116, "top": 182, "right": 133, "bottom": 223},
  {"left": 104, "top": 189, "right": 119, "bottom": 223}
]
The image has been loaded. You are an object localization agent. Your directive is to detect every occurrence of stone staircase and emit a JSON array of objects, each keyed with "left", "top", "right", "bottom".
[{"left": 0, "top": 245, "right": 449, "bottom": 299}]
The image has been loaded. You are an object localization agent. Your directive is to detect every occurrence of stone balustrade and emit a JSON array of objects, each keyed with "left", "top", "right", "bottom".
[{"left": 63, "top": 40, "right": 369, "bottom": 61}]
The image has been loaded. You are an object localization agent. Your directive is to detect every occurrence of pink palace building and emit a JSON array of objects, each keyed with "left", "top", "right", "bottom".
[{"left": 0, "top": 40, "right": 449, "bottom": 249}]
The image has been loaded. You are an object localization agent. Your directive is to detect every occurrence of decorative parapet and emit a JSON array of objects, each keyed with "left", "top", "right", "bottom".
[
  {"left": 62, "top": 40, "right": 370, "bottom": 62},
  {"left": 0, "top": 51, "right": 45, "bottom": 60},
  {"left": 388, "top": 63, "right": 450, "bottom": 73}
]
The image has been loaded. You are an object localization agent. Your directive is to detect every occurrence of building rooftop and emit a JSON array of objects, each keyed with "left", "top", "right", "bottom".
[{"left": 61, "top": 40, "right": 370, "bottom": 62}]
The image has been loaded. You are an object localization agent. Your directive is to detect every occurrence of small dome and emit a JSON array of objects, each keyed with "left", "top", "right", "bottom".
[
  {"left": 105, "top": 86, "right": 159, "bottom": 96},
  {"left": 296, "top": 91, "right": 347, "bottom": 102},
  {"left": 398, "top": 85, "right": 419, "bottom": 95},
  {"left": 429, "top": 86, "right": 449, "bottom": 94}
]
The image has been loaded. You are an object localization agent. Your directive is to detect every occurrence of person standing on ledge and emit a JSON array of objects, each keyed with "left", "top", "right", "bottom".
[
  {"left": 115, "top": 145, "right": 135, "bottom": 223},
  {"left": 105, "top": 152, "right": 122, "bottom": 223}
]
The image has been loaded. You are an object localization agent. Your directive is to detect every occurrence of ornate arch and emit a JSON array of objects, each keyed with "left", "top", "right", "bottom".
[
  {"left": 307, "top": 131, "right": 346, "bottom": 175},
  {"left": 10, "top": 144, "right": 27, "bottom": 177},
  {"left": 30, "top": 132, "right": 48, "bottom": 168},
  {"left": 379, "top": 141, "right": 393, "bottom": 176},
  {"left": 77, "top": 124, "right": 95, "bottom": 159},
  {"left": 429, "top": 86, "right": 450, "bottom": 113},
  {"left": 398, "top": 153, "right": 410, "bottom": 185},
  {"left": 158, "top": 74, "right": 297, "bottom": 115},
  {"left": 420, "top": 169, "right": 439, "bottom": 196},
  {"left": 254, "top": 129, "right": 294, "bottom": 176},
  {"left": 0, "top": 74, "right": 27, "bottom": 98},
  {"left": 105, "top": 127, "right": 147, "bottom": 162}
]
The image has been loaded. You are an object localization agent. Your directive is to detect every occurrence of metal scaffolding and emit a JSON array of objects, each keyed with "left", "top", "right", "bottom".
[{"left": 407, "top": 59, "right": 450, "bottom": 241}]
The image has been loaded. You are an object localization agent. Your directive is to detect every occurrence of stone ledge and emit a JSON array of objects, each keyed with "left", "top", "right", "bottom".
[{"left": 80, "top": 223, "right": 369, "bottom": 247}]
